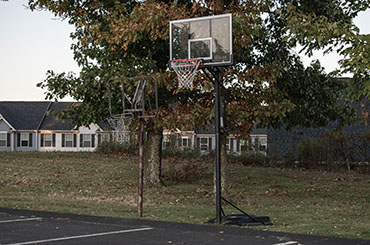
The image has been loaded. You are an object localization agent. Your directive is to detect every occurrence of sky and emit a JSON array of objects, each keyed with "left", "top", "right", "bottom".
[{"left": 1, "top": 1, "right": 369, "bottom": 102}]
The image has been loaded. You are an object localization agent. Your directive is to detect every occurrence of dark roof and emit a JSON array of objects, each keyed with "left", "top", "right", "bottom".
[
  {"left": 41, "top": 102, "right": 113, "bottom": 131},
  {"left": 97, "top": 122, "right": 114, "bottom": 131},
  {"left": 195, "top": 125, "right": 268, "bottom": 135},
  {"left": 0, "top": 101, "right": 50, "bottom": 130},
  {"left": 195, "top": 125, "right": 215, "bottom": 134},
  {"left": 40, "top": 102, "right": 76, "bottom": 131},
  {"left": 250, "top": 127, "right": 268, "bottom": 134},
  {"left": 0, "top": 101, "right": 113, "bottom": 131}
]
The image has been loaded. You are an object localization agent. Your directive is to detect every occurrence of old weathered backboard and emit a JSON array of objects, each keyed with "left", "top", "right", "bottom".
[{"left": 170, "top": 13, "right": 232, "bottom": 68}]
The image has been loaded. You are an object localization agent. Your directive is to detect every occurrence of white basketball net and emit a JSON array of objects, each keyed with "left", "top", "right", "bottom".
[
  {"left": 107, "top": 115, "right": 131, "bottom": 143},
  {"left": 171, "top": 59, "right": 201, "bottom": 89}
]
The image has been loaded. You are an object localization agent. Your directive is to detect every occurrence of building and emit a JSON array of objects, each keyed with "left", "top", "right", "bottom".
[
  {"left": 0, "top": 102, "right": 112, "bottom": 152},
  {"left": 163, "top": 126, "right": 268, "bottom": 155},
  {"left": 0, "top": 101, "right": 268, "bottom": 154},
  {"left": 2, "top": 101, "right": 366, "bottom": 161}
]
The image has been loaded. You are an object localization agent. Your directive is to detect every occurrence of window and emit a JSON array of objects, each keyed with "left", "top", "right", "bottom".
[
  {"left": 83, "top": 134, "right": 91, "bottom": 147},
  {"left": 65, "top": 134, "right": 73, "bottom": 147},
  {"left": 226, "top": 138, "right": 233, "bottom": 152},
  {"left": 182, "top": 137, "right": 190, "bottom": 148},
  {"left": 44, "top": 134, "right": 52, "bottom": 147},
  {"left": 0, "top": 133, "right": 6, "bottom": 147},
  {"left": 240, "top": 139, "right": 248, "bottom": 152},
  {"left": 162, "top": 135, "right": 170, "bottom": 148},
  {"left": 200, "top": 138, "right": 208, "bottom": 151},
  {"left": 258, "top": 136, "right": 267, "bottom": 152},
  {"left": 62, "top": 134, "right": 76, "bottom": 147},
  {"left": 40, "top": 134, "right": 55, "bottom": 147},
  {"left": 21, "top": 133, "right": 29, "bottom": 147},
  {"left": 80, "top": 134, "right": 95, "bottom": 148},
  {"left": 17, "top": 133, "right": 32, "bottom": 147}
]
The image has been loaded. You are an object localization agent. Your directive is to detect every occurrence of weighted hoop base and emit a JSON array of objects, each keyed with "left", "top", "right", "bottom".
[{"left": 206, "top": 214, "right": 272, "bottom": 226}]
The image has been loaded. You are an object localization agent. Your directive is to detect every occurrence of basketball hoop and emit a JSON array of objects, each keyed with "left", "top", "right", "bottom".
[
  {"left": 171, "top": 59, "right": 202, "bottom": 89},
  {"left": 106, "top": 75, "right": 158, "bottom": 218},
  {"left": 107, "top": 114, "right": 132, "bottom": 131},
  {"left": 107, "top": 115, "right": 132, "bottom": 143}
]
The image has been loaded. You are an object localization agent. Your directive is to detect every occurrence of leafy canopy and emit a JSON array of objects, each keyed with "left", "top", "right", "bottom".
[{"left": 29, "top": 0, "right": 368, "bottom": 135}]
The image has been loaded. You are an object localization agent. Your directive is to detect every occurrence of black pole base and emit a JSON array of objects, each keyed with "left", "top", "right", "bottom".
[{"left": 206, "top": 214, "right": 272, "bottom": 226}]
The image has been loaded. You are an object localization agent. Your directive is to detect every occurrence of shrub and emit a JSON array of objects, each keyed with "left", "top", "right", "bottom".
[
  {"left": 267, "top": 144, "right": 280, "bottom": 165},
  {"left": 96, "top": 141, "right": 136, "bottom": 155},
  {"left": 297, "top": 137, "right": 328, "bottom": 169},
  {"left": 162, "top": 147, "right": 202, "bottom": 159},
  {"left": 162, "top": 158, "right": 210, "bottom": 183},
  {"left": 227, "top": 152, "right": 267, "bottom": 166}
]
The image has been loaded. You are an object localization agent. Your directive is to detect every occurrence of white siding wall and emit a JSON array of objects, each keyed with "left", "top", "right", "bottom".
[
  {"left": 39, "top": 124, "right": 100, "bottom": 152},
  {"left": 0, "top": 120, "right": 12, "bottom": 151}
]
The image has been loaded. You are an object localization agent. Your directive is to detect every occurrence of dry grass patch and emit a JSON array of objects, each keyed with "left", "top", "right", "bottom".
[{"left": 1, "top": 152, "right": 369, "bottom": 240}]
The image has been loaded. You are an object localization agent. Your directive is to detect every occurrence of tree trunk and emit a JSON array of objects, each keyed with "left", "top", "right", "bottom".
[{"left": 144, "top": 127, "right": 163, "bottom": 186}]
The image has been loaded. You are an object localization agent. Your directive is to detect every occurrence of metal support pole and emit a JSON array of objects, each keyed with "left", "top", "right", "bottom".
[
  {"left": 138, "top": 84, "right": 146, "bottom": 218},
  {"left": 214, "top": 69, "right": 222, "bottom": 224},
  {"left": 203, "top": 69, "right": 272, "bottom": 227},
  {"left": 108, "top": 76, "right": 158, "bottom": 219},
  {"left": 202, "top": 67, "right": 223, "bottom": 224},
  {"left": 138, "top": 118, "right": 144, "bottom": 217}
]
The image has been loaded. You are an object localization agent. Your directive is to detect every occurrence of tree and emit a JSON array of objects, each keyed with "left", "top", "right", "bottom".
[
  {"left": 30, "top": 0, "right": 368, "bottom": 189},
  {"left": 283, "top": 0, "right": 370, "bottom": 101},
  {"left": 273, "top": 58, "right": 356, "bottom": 129},
  {"left": 31, "top": 0, "right": 183, "bottom": 186}
]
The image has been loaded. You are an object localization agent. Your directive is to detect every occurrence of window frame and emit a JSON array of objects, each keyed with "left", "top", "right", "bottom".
[
  {"left": 240, "top": 139, "right": 247, "bottom": 152},
  {"left": 162, "top": 135, "right": 170, "bottom": 148},
  {"left": 65, "top": 133, "right": 73, "bottom": 147},
  {"left": 20, "top": 133, "right": 29, "bottom": 147},
  {"left": 0, "top": 133, "right": 6, "bottom": 147},
  {"left": 200, "top": 138, "right": 208, "bottom": 151},
  {"left": 44, "top": 134, "right": 53, "bottom": 147},
  {"left": 226, "top": 138, "right": 233, "bottom": 152},
  {"left": 182, "top": 137, "right": 189, "bottom": 148},
  {"left": 83, "top": 134, "right": 92, "bottom": 148},
  {"left": 258, "top": 136, "right": 268, "bottom": 152}
]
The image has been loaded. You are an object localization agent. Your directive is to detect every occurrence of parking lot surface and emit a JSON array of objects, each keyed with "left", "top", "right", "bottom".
[{"left": 0, "top": 208, "right": 369, "bottom": 245}]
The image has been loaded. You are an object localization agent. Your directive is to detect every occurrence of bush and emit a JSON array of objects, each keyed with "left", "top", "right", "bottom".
[
  {"left": 96, "top": 141, "right": 136, "bottom": 155},
  {"left": 297, "top": 137, "right": 328, "bottom": 169},
  {"left": 162, "top": 147, "right": 202, "bottom": 159},
  {"left": 162, "top": 158, "right": 210, "bottom": 183},
  {"left": 228, "top": 152, "right": 267, "bottom": 166}
]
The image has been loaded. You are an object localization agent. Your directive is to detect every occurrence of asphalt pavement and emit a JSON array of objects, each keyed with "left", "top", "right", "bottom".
[{"left": 0, "top": 208, "right": 369, "bottom": 245}]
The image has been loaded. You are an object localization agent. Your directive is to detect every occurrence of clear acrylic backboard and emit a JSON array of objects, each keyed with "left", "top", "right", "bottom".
[{"left": 170, "top": 13, "right": 233, "bottom": 68}]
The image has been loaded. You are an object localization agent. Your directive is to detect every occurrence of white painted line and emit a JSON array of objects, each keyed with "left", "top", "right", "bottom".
[
  {"left": 7, "top": 227, "right": 154, "bottom": 245},
  {"left": 0, "top": 218, "right": 42, "bottom": 224},
  {"left": 272, "top": 241, "right": 299, "bottom": 245}
]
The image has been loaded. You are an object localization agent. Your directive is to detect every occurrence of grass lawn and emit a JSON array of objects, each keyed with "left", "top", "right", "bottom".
[{"left": 0, "top": 151, "right": 369, "bottom": 240}]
